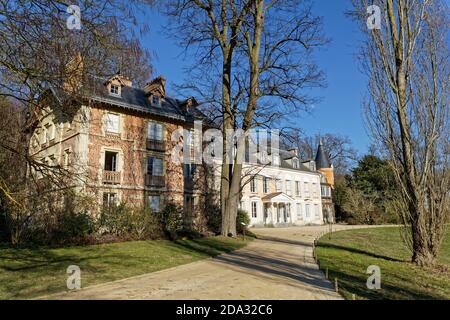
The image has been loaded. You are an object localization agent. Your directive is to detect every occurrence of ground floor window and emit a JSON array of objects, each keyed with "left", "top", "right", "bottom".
[
  {"left": 148, "top": 195, "right": 161, "bottom": 213},
  {"left": 286, "top": 204, "right": 291, "bottom": 218},
  {"left": 103, "top": 192, "right": 117, "bottom": 208},
  {"left": 296, "top": 203, "right": 302, "bottom": 220},
  {"left": 184, "top": 195, "right": 198, "bottom": 213},
  {"left": 314, "top": 204, "right": 320, "bottom": 219},
  {"left": 305, "top": 204, "right": 311, "bottom": 218},
  {"left": 251, "top": 202, "right": 258, "bottom": 218}
]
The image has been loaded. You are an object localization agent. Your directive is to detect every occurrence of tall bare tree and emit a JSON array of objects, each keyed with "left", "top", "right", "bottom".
[
  {"left": 166, "top": 0, "right": 326, "bottom": 236},
  {"left": 351, "top": 0, "right": 449, "bottom": 266}
]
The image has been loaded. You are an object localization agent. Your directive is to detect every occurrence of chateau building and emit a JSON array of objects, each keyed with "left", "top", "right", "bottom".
[
  {"left": 239, "top": 144, "right": 335, "bottom": 227},
  {"left": 29, "top": 71, "right": 334, "bottom": 229},
  {"left": 29, "top": 74, "right": 213, "bottom": 229}
]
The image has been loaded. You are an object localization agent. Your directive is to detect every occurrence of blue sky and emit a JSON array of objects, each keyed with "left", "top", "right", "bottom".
[{"left": 137, "top": 1, "right": 370, "bottom": 155}]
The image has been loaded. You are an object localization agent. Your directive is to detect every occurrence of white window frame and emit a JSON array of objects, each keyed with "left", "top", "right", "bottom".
[
  {"left": 276, "top": 179, "right": 282, "bottom": 192},
  {"left": 286, "top": 180, "right": 292, "bottom": 195},
  {"left": 263, "top": 177, "right": 269, "bottom": 194},
  {"left": 314, "top": 204, "right": 320, "bottom": 218},
  {"left": 305, "top": 204, "right": 311, "bottom": 218},
  {"left": 250, "top": 178, "right": 257, "bottom": 193},
  {"left": 296, "top": 181, "right": 301, "bottom": 196},
  {"left": 106, "top": 113, "right": 120, "bottom": 134},
  {"left": 147, "top": 157, "right": 163, "bottom": 176},
  {"left": 148, "top": 122, "right": 163, "bottom": 141},
  {"left": 152, "top": 95, "right": 161, "bottom": 106},
  {"left": 110, "top": 84, "right": 120, "bottom": 96},
  {"left": 296, "top": 203, "right": 302, "bottom": 220},
  {"left": 251, "top": 202, "right": 258, "bottom": 219},
  {"left": 148, "top": 195, "right": 161, "bottom": 213}
]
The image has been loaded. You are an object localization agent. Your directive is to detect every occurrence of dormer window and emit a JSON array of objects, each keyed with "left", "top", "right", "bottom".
[
  {"left": 293, "top": 158, "right": 299, "bottom": 169},
  {"left": 152, "top": 95, "right": 161, "bottom": 106},
  {"left": 110, "top": 84, "right": 120, "bottom": 96}
]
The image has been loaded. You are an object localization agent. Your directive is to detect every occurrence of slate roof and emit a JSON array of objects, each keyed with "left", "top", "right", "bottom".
[
  {"left": 315, "top": 141, "right": 331, "bottom": 169},
  {"left": 91, "top": 83, "right": 211, "bottom": 124}
]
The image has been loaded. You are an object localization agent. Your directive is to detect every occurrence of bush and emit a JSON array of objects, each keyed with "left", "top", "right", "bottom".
[
  {"left": 53, "top": 211, "right": 95, "bottom": 244},
  {"left": 157, "top": 203, "right": 184, "bottom": 240},
  {"left": 236, "top": 209, "right": 250, "bottom": 234},
  {"left": 99, "top": 204, "right": 164, "bottom": 240}
]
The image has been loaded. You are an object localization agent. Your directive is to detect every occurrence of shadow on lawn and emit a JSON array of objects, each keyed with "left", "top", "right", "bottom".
[
  {"left": 318, "top": 242, "right": 406, "bottom": 263},
  {"left": 328, "top": 269, "right": 447, "bottom": 300}
]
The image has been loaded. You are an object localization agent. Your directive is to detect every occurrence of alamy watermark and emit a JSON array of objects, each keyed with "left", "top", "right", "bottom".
[
  {"left": 66, "top": 5, "right": 81, "bottom": 30},
  {"left": 367, "top": 5, "right": 381, "bottom": 30},
  {"left": 67, "top": 265, "right": 81, "bottom": 290},
  {"left": 366, "top": 265, "right": 381, "bottom": 290},
  {"left": 169, "top": 121, "right": 280, "bottom": 167}
]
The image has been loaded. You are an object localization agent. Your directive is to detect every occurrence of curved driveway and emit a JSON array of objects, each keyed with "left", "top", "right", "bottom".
[{"left": 45, "top": 225, "right": 362, "bottom": 300}]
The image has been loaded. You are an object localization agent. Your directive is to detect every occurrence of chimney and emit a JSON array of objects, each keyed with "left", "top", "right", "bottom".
[
  {"left": 63, "top": 52, "right": 84, "bottom": 93},
  {"left": 180, "top": 97, "right": 198, "bottom": 113},
  {"left": 144, "top": 76, "right": 166, "bottom": 98}
]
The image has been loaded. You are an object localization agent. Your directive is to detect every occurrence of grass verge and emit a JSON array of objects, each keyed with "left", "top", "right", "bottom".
[
  {"left": 0, "top": 236, "right": 251, "bottom": 299},
  {"left": 316, "top": 227, "right": 450, "bottom": 300}
]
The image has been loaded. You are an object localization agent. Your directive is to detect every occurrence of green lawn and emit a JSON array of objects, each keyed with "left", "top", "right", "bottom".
[
  {"left": 316, "top": 227, "right": 450, "bottom": 300},
  {"left": 0, "top": 237, "right": 250, "bottom": 300}
]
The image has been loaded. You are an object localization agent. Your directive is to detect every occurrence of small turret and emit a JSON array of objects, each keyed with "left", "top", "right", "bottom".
[{"left": 315, "top": 140, "right": 334, "bottom": 187}]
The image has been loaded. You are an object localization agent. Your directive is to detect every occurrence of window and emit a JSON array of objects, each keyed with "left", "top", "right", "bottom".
[
  {"left": 106, "top": 113, "right": 120, "bottom": 133},
  {"left": 148, "top": 195, "right": 161, "bottom": 213},
  {"left": 263, "top": 177, "right": 269, "bottom": 194},
  {"left": 313, "top": 183, "right": 318, "bottom": 198},
  {"left": 184, "top": 163, "right": 196, "bottom": 178},
  {"left": 250, "top": 178, "right": 257, "bottom": 193},
  {"left": 49, "top": 123, "right": 56, "bottom": 140},
  {"left": 104, "top": 151, "right": 118, "bottom": 171},
  {"left": 110, "top": 84, "right": 120, "bottom": 96},
  {"left": 321, "top": 185, "right": 331, "bottom": 197},
  {"left": 293, "top": 159, "right": 299, "bottom": 169},
  {"left": 251, "top": 202, "right": 258, "bottom": 218},
  {"left": 185, "top": 195, "right": 196, "bottom": 213},
  {"left": 309, "top": 162, "right": 316, "bottom": 171},
  {"left": 63, "top": 149, "right": 70, "bottom": 167},
  {"left": 148, "top": 122, "right": 163, "bottom": 141},
  {"left": 314, "top": 205, "right": 320, "bottom": 219},
  {"left": 147, "top": 157, "right": 163, "bottom": 176},
  {"left": 295, "top": 181, "right": 301, "bottom": 196},
  {"left": 275, "top": 179, "right": 282, "bottom": 192},
  {"left": 42, "top": 125, "right": 50, "bottom": 144},
  {"left": 286, "top": 204, "right": 291, "bottom": 218},
  {"left": 304, "top": 182, "right": 310, "bottom": 196},
  {"left": 296, "top": 203, "right": 303, "bottom": 220},
  {"left": 305, "top": 204, "right": 311, "bottom": 218},
  {"left": 286, "top": 180, "right": 291, "bottom": 195},
  {"left": 152, "top": 95, "right": 160, "bottom": 106},
  {"left": 103, "top": 193, "right": 117, "bottom": 207}
]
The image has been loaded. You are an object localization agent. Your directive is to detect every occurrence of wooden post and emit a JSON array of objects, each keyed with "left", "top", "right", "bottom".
[
  {"left": 335, "top": 278, "right": 339, "bottom": 293},
  {"left": 325, "top": 268, "right": 328, "bottom": 279},
  {"left": 317, "top": 260, "right": 320, "bottom": 269},
  {"left": 352, "top": 294, "right": 356, "bottom": 300}
]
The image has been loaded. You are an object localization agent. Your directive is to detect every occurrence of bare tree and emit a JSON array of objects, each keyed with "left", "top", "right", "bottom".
[
  {"left": 284, "top": 130, "right": 358, "bottom": 173},
  {"left": 351, "top": 0, "right": 449, "bottom": 266},
  {"left": 165, "top": 0, "right": 326, "bottom": 236},
  {"left": 0, "top": 1, "right": 155, "bottom": 243}
]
